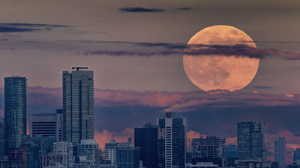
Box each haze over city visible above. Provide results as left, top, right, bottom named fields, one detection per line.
left=0, top=0, right=300, bottom=164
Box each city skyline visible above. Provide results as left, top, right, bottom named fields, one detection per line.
left=0, top=0, right=300, bottom=164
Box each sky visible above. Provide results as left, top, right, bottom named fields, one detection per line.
left=1, top=0, right=300, bottom=163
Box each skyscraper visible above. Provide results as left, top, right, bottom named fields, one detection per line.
left=134, top=123, right=158, bottom=168
left=157, top=112, right=186, bottom=168
left=274, top=137, right=286, bottom=168
left=237, top=122, right=266, bottom=161
left=62, top=67, right=94, bottom=151
left=4, top=76, right=27, bottom=158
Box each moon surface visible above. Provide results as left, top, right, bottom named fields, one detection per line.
left=183, top=25, right=259, bottom=92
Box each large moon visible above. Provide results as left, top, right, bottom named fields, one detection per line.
left=183, top=25, right=259, bottom=92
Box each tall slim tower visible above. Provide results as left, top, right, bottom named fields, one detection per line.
left=4, top=76, right=27, bottom=156
left=157, top=112, right=186, bottom=168
left=237, top=122, right=266, bottom=161
left=62, top=67, right=94, bottom=150
left=274, top=137, right=286, bottom=168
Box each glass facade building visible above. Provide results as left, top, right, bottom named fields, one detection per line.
left=4, top=76, right=27, bottom=158
left=116, top=142, right=140, bottom=168
left=274, top=137, right=286, bottom=168
left=62, top=69, right=94, bottom=149
left=237, top=122, right=265, bottom=161
left=134, top=124, right=158, bottom=168
left=157, top=112, right=186, bottom=168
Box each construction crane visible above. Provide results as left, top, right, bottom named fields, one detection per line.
left=0, top=138, right=38, bottom=168
left=72, top=67, right=88, bottom=71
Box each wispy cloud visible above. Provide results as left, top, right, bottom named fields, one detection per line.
left=119, top=7, right=164, bottom=12
left=0, top=23, right=69, bottom=33
left=80, top=41, right=300, bottom=60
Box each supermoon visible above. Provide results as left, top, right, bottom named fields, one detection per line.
left=183, top=25, right=259, bottom=92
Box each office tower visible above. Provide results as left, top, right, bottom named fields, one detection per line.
left=134, top=123, right=158, bottom=168
left=4, top=76, right=27, bottom=158
left=116, top=142, right=140, bottom=168
left=53, top=141, right=73, bottom=168
left=105, top=139, right=119, bottom=165
left=192, top=136, right=226, bottom=166
left=274, top=137, right=286, bottom=168
left=29, top=110, right=63, bottom=142
left=62, top=67, right=94, bottom=148
left=294, top=148, right=300, bottom=164
left=157, top=112, right=187, bottom=168
left=237, top=122, right=266, bottom=161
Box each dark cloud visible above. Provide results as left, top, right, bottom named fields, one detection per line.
left=176, top=7, right=191, bottom=10
left=119, top=7, right=164, bottom=12
left=0, top=23, right=69, bottom=33
left=80, top=41, right=300, bottom=60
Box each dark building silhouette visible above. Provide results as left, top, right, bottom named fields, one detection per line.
left=4, top=76, right=27, bottom=160
left=237, top=122, right=266, bottom=161
left=157, top=112, right=186, bottom=168
left=134, top=123, right=158, bottom=168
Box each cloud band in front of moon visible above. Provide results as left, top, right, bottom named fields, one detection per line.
left=82, top=42, right=300, bottom=60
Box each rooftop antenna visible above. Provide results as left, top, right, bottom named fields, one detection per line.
left=72, top=67, right=88, bottom=71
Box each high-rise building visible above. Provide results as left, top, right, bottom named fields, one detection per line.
left=134, top=123, right=158, bottom=168
left=62, top=68, right=94, bottom=150
left=157, top=112, right=186, bottom=168
left=191, top=136, right=226, bottom=167
left=4, top=76, right=27, bottom=158
left=116, top=142, right=140, bottom=168
left=105, top=139, right=119, bottom=165
left=29, top=110, right=63, bottom=142
left=274, top=137, right=286, bottom=168
left=237, top=122, right=266, bottom=161
left=293, top=148, right=300, bottom=164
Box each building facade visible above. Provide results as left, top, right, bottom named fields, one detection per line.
left=62, top=68, right=94, bottom=150
left=274, top=137, right=286, bottom=168
left=53, top=141, right=73, bottom=168
left=105, top=140, right=119, bottom=165
left=157, top=112, right=186, bottom=168
left=77, top=139, right=100, bottom=168
left=192, top=136, right=226, bottom=167
left=4, top=76, right=27, bottom=158
left=293, top=148, right=300, bottom=164
left=115, top=142, right=140, bottom=168
left=134, top=123, right=158, bottom=168
left=29, top=110, right=63, bottom=142
left=237, top=122, right=266, bottom=161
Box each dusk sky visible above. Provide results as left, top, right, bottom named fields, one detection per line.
left=1, top=0, right=300, bottom=163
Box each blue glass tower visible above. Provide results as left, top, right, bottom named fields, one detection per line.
left=4, top=76, right=27, bottom=158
